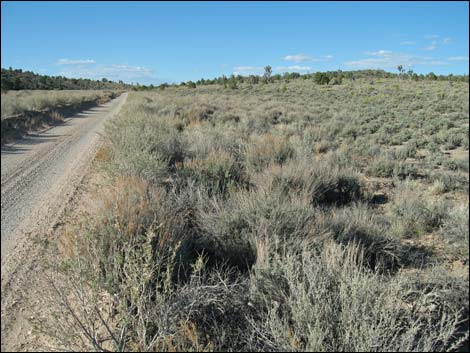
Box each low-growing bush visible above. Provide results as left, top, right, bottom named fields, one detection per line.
left=105, top=114, right=188, bottom=184
left=366, top=156, right=420, bottom=179
left=313, top=204, right=401, bottom=269
left=438, top=204, right=469, bottom=260
left=182, top=149, right=249, bottom=196
left=389, top=182, right=450, bottom=238
left=246, top=242, right=463, bottom=351
left=252, top=159, right=363, bottom=207
left=245, top=133, right=295, bottom=173
left=198, top=187, right=314, bottom=271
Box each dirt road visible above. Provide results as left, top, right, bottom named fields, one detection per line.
left=1, top=92, right=127, bottom=351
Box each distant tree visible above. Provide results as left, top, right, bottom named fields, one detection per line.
left=187, top=81, right=196, bottom=88
left=272, top=74, right=281, bottom=82
left=447, top=74, right=454, bottom=86
left=329, top=75, right=343, bottom=85
left=397, top=65, right=405, bottom=79
left=228, top=75, right=238, bottom=89
left=283, top=72, right=300, bottom=80
left=219, top=75, right=228, bottom=88
left=13, top=77, right=22, bottom=90
left=249, top=75, right=259, bottom=84
left=263, top=65, right=272, bottom=84
left=427, top=72, right=437, bottom=81
left=407, top=69, right=414, bottom=80
left=313, top=72, right=330, bottom=85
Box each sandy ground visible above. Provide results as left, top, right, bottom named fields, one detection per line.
left=1, top=93, right=128, bottom=351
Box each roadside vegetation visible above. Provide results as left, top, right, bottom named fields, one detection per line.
left=44, top=73, right=469, bottom=351
left=1, top=90, right=118, bottom=118
left=1, top=90, right=120, bottom=143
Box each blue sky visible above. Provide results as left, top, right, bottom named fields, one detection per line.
left=1, top=1, right=469, bottom=84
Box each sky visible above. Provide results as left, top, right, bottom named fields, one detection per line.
left=1, top=1, right=469, bottom=84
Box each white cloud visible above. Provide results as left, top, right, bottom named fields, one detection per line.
left=233, top=66, right=264, bottom=75
left=274, top=65, right=312, bottom=73
left=422, top=40, right=438, bottom=51
left=447, top=56, right=469, bottom=61
left=59, top=63, right=156, bottom=83
left=442, top=37, right=452, bottom=45
left=282, top=53, right=334, bottom=63
left=365, top=50, right=393, bottom=56
left=55, top=58, right=156, bottom=83
left=424, top=34, right=439, bottom=40
left=400, top=41, right=416, bottom=46
left=344, top=50, right=448, bottom=70
left=233, top=64, right=312, bottom=76
left=283, top=54, right=313, bottom=63
left=56, top=58, right=96, bottom=65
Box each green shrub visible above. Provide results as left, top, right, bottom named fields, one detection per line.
left=105, top=116, right=187, bottom=183
left=366, top=158, right=396, bottom=177
left=308, top=167, right=363, bottom=206
left=438, top=204, right=469, bottom=260
left=247, top=242, right=462, bottom=352
left=245, top=134, right=295, bottom=172
left=314, top=72, right=330, bottom=85
left=182, top=149, right=248, bottom=196
left=228, top=76, right=238, bottom=90
left=198, top=187, right=314, bottom=270
left=314, top=204, right=401, bottom=269
left=389, top=183, right=450, bottom=237
left=252, top=159, right=363, bottom=207
left=366, top=156, right=420, bottom=179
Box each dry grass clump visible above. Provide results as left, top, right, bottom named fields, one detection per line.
left=438, top=203, right=469, bottom=260
left=198, top=186, right=314, bottom=270
left=247, top=242, right=463, bottom=352
left=245, top=133, right=295, bottom=173
left=313, top=204, right=401, bottom=269
left=1, top=90, right=116, bottom=118
left=252, top=158, right=363, bottom=207
left=44, top=78, right=469, bottom=351
left=182, top=149, right=249, bottom=196
left=389, top=181, right=451, bottom=238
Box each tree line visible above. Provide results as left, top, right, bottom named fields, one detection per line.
left=2, top=66, right=468, bottom=92
left=1, top=67, right=131, bottom=91
left=156, top=67, right=469, bottom=91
